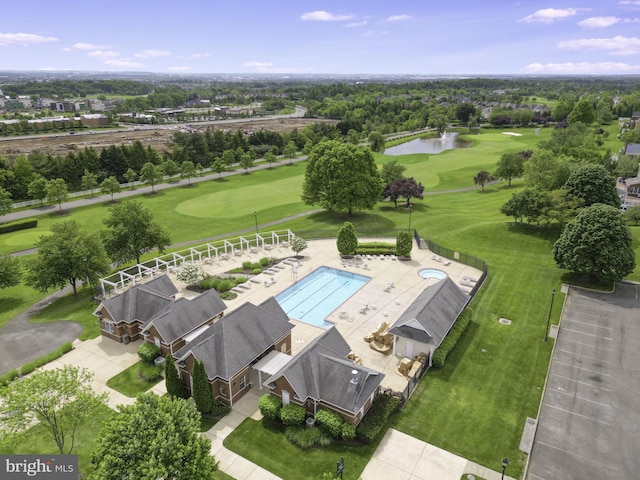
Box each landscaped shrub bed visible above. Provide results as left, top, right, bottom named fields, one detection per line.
left=230, top=257, right=278, bottom=275
left=356, top=394, right=401, bottom=443
left=137, top=343, right=161, bottom=363
left=280, top=403, right=306, bottom=426
left=284, top=426, right=332, bottom=449
left=0, top=342, right=74, bottom=385
left=432, top=308, right=473, bottom=368
left=0, top=219, right=37, bottom=235
left=315, top=408, right=344, bottom=438
left=137, top=362, right=163, bottom=381
left=356, top=242, right=396, bottom=256
left=258, top=394, right=282, bottom=421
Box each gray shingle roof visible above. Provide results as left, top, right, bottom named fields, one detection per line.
left=141, top=289, right=226, bottom=344
left=175, top=299, right=293, bottom=381
left=265, top=327, right=385, bottom=415
left=95, top=275, right=178, bottom=324
left=625, top=143, right=640, bottom=156
left=388, top=277, right=469, bottom=348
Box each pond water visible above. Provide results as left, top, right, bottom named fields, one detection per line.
left=385, top=132, right=472, bottom=155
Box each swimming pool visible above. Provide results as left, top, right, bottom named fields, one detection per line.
left=418, top=268, right=447, bottom=280
left=276, top=266, right=370, bottom=328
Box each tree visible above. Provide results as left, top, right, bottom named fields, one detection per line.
left=89, top=393, right=217, bottom=480
left=396, top=230, right=413, bottom=257
left=100, top=176, right=121, bottom=202
left=625, top=205, right=640, bottom=226
left=494, top=152, right=525, bottom=186
left=0, top=254, right=21, bottom=289
left=283, top=141, right=297, bottom=164
left=0, top=187, right=11, bottom=217
left=222, top=149, right=235, bottom=166
left=347, top=129, right=360, bottom=145
left=211, top=157, right=227, bottom=179
left=428, top=113, right=447, bottom=133
left=553, top=203, right=635, bottom=283
left=336, top=222, right=358, bottom=256
left=568, top=98, right=595, bottom=125
left=302, top=141, right=384, bottom=215
left=103, top=200, right=171, bottom=265
left=192, top=359, right=214, bottom=414
left=140, top=162, right=164, bottom=193
left=28, top=175, right=48, bottom=204
left=165, top=354, right=188, bottom=399
left=455, top=103, right=477, bottom=124
left=368, top=131, right=385, bottom=153
left=81, top=169, right=99, bottom=196
left=524, top=150, right=571, bottom=191
left=381, top=159, right=406, bottom=184
left=46, top=178, right=69, bottom=212
left=176, top=261, right=203, bottom=285
left=0, top=366, right=107, bottom=455
left=290, top=235, right=308, bottom=257
left=474, top=170, right=494, bottom=191
left=24, top=220, right=109, bottom=295
left=124, top=167, right=138, bottom=186
left=563, top=164, right=620, bottom=208
left=263, top=151, right=277, bottom=169
left=393, top=177, right=424, bottom=207
left=240, top=153, right=254, bottom=173
left=181, top=160, right=197, bottom=185
left=163, top=159, right=180, bottom=179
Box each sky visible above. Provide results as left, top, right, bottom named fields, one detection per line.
left=2, top=0, right=640, bottom=75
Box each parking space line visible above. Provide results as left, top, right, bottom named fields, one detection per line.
left=550, top=373, right=612, bottom=391
left=564, top=318, right=613, bottom=330
left=549, top=388, right=612, bottom=408
left=562, top=328, right=612, bottom=340
left=558, top=337, right=613, bottom=351
left=535, top=440, right=619, bottom=471
left=527, top=473, right=548, bottom=480
left=555, top=349, right=611, bottom=364
left=543, top=404, right=611, bottom=425
left=554, top=360, right=612, bottom=377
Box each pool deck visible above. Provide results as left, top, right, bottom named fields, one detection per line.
left=170, top=238, right=483, bottom=393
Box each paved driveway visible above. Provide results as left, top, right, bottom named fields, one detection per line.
left=527, top=282, right=640, bottom=480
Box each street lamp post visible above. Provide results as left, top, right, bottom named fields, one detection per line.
left=408, top=204, right=412, bottom=233
left=501, top=457, right=508, bottom=480
left=544, top=289, right=556, bottom=342
left=254, top=211, right=258, bottom=236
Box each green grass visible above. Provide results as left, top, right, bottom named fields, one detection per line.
left=224, top=418, right=381, bottom=480
left=106, top=360, right=163, bottom=397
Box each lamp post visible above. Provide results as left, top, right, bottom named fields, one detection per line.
left=501, top=457, right=508, bottom=480
left=408, top=204, right=412, bottom=233
left=254, top=211, right=258, bottom=236
left=544, top=289, right=556, bottom=342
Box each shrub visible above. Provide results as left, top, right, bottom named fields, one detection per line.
left=137, top=362, right=163, bottom=381
left=432, top=308, right=473, bottom=368
left=234, top=276, right=248, bottom=284
left=280, top=403, right=306, bottom=426
left=218, top=279, right=233, bottom=292
left=19, top=362, right=38, bottom=376
left=0, top=370, right=19, bottom=386
left=341, top=422, right=357, bottom=441
left=258, top=394, right=282, bottom=421
left=175, top=261, right=203, bottom=285
left=0, top=219, right=37, bottom=235
left=355, top=245, right=396, bottom=256
left=251, top=262, right=262, bottom=269
left=211, top=401, right=231, bottom=418
left=242, top=261, right=253, bottom=270
left=336, top=222, right=357, bottom=255
left=259, top=257, right=270, bottom=266
left=285, top=426, right=333, bottom=449
left=252, top=267, right=262, bottom=275
left=356, top=394, right=401, bottom=443
left=315, top=408, right=344, bottom=438
left=200, top=276, right=215, bottom=289
left=396, top=230, right=413, bottom=257
left=137, top=343, right=161, bottom=363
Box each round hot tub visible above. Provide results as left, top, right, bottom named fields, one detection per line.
left=418, top=268, right=447, bottom=280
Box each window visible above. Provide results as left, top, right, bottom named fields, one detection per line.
left=103, top=321, right=115, bottom=334
left=240, top=375, right=246, bottom=389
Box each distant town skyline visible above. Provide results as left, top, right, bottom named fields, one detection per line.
left=2, top=1, right=640, bottom=75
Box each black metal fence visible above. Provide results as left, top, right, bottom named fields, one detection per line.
left=426, top=239, right=488, bottom=298
left=398, top=358, right=430, bottom=406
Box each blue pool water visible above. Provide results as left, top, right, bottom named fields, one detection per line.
left=418, top=268, right=447, bottom=280
left=276, top=266, right=370, bottom=328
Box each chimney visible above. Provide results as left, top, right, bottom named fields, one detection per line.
left=350, top=369, right=358, bottom=385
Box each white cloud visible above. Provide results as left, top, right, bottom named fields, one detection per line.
left=386, top=15, right=411, bottom=22
left=362, top=30, right=390, bottom=37
left=134, top=49, right=171, bottom=58
left=522, top=61, right=640, bottom=73
left=186, top=53, right=210, bottom=59
left=578, top=16, right=620, bottom=28
left=519, top=8, right=578, bottom=23
left=345, top=20, right=367, bottom=27
left=301, top=11, right=354, bottom=21
left=244, top=61, right=273, bottom=68
left=559, top=35, right=640, bottom=55
left=67, top=42, right=110, bottom=50
left=619, top=0, right=640, bottom=5
left=0, top=32, right=58, bottom=46
left=104, top=58, right=144, bottom=68
left=88, top=50, right=118, bottom=58
left=168, top=66, right=191, bottom=71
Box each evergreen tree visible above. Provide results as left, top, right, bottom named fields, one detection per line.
left=165, top=355, right=188, bottom=399
left=191, top=360, right=214, bottom=414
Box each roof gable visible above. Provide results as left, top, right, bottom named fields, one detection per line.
left=388, top=277, right=469, bottom=348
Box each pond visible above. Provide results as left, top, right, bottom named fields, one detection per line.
left=385, top=132, right=472, bottom=155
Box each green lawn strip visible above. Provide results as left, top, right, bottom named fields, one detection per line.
left=0, top=403, right=115, bottom=477
left=224, top=418, right=380, bottom=480
left=106, top=360, right=163, bottom=397
left=0, top=283, right=43, bottom=330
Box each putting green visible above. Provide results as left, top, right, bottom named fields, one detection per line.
left=3, top=231, right=43, bottom=247
left=175, top=176, right=304, bottom=218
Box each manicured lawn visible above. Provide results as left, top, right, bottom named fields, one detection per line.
left=28, top=288, right=100, bottom=340
left=224, top=418, right=381, bottom=480
left=106, top=360, right=163, bottom=397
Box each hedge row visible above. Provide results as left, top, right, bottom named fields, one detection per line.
left=356, top=394, right=401, bottom=443
left=0, top=342, right=73, bottom=386
left=137, top=343, right=161, bottom=363
left=315, top=408, right=344, bottom=438
left=0, top=219, right=37, bottom=235
left=258, top=394, right=282, bottom=421
left=355, top=246, right=397, bottom=255
left=280, top=403, right=306, bottom=426
left=432, top=308, right=473, bottom=368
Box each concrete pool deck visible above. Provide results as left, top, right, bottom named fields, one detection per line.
left=170, top=237, right=483, bottom=393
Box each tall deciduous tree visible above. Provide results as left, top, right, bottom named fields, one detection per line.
left=524, top=150, right=571, bottom=191
left=240, top=153, right=254, bottom=173
left=553, top=203, right=635, bottom=283
left=103, top=200, right=170, bottom=265
left=625, top=205, right=640, bottom=226
left=368, top=131, right=385, bottom=153
left=211, top=157, right=227, bottom=179
left=46, top=178, right=69, bottom=212
left=0, top=187, right=11, bottom=217
left=381, top=159, right=406, bottom=185
left=180, top=160, right=196, bottom=185
left=473, top=170, right=494, bottom=191
left=81, top=169, right=99, bottom=196
left=568, top=98, right=596, bottom=125
left=302, top=141, right=383, bottom=215
left=89, top=393, right=217, bottom=480
left=24, top=220, right=109, bottom=295
left=0, top=366, right=107, bottom=455
left=494, top=152, right=525, bottom=186
left=283, top=141, right=297, bottom=165
left=336, top=222, right=358, bottom=256
left=563, top=164, right=620, bottom=208
left=165, top=354, right=188, bottom=399
left=28, top=175, right=48, bottom=204
left=0, top=254, right=21, bottom=289
left=100, top=176, right=121, bottom=202
left=383, top=177, right=424, bottom=207
left=192, top=359, right=214, bottom=414
left=140, top=162, right=164, bottom=193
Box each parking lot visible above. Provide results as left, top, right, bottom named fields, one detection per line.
left=527, top=282, right=640, bottom=480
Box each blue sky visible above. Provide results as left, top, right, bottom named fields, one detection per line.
left=2, top=1, right=640, bottom=75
